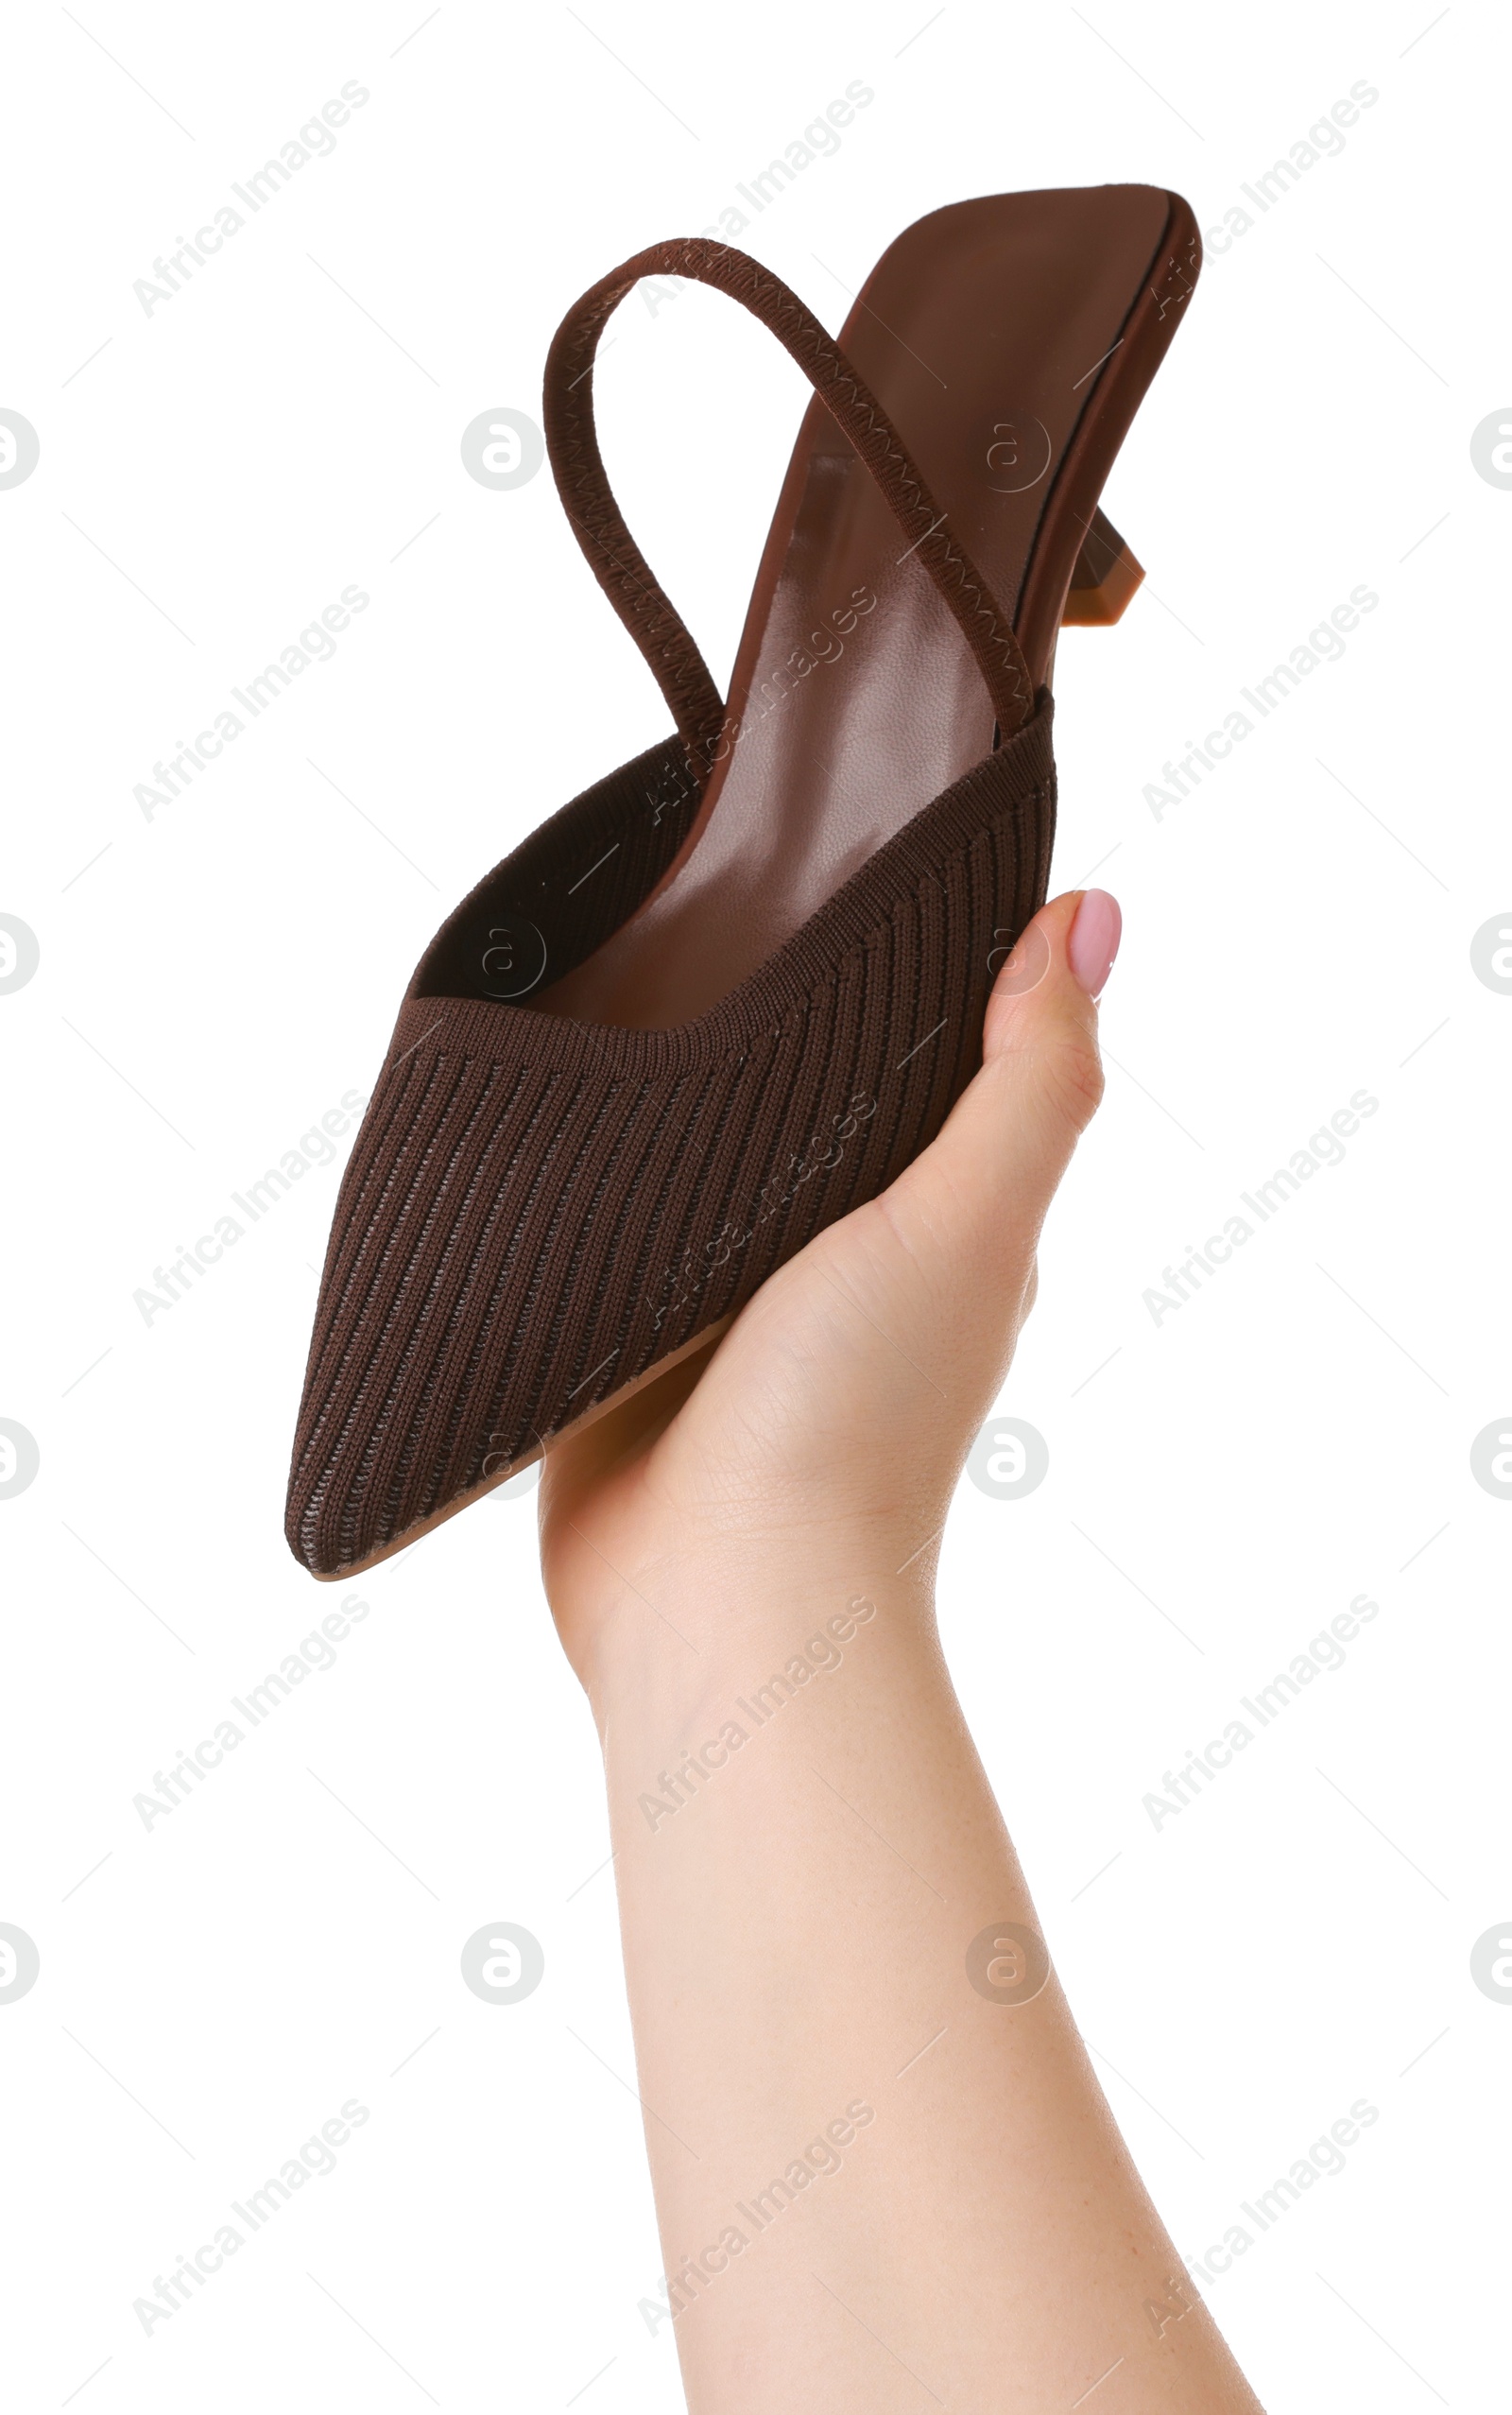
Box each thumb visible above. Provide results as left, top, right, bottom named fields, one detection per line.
left=881, top=888, right=1120, bottom=1288
left=980, top=884, right=1119, bottom=1153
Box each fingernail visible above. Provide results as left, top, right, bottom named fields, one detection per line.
left=1068, top=890, right=1122, bottom=999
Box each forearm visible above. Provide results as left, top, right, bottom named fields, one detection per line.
left=585, top=1544, right=1262, bottom=2413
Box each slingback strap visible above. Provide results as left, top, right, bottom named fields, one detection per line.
left=542, top=237, right=1036, bottom=777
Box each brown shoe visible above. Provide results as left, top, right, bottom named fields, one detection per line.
left=286, top=189, right=1200, bottom=1577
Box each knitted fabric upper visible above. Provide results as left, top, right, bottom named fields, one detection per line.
left=284, top=698, right=1055, bottom=1575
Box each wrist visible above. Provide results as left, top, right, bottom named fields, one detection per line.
left=576, top=1535, right=939, bottom=1738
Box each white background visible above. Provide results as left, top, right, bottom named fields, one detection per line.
left=4, top=2, right=1507, bottom=2407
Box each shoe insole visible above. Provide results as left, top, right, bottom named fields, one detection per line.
left=537, top=187, right=1195, bottom=1031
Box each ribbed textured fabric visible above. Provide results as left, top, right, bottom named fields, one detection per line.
left=285, top=697, right=1055, bottom=1576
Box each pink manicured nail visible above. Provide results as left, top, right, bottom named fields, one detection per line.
left=1068, top=889, right=1122, bottom=999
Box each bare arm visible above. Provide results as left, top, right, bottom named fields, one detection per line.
left=541, top=890, right=1263, bottom=2413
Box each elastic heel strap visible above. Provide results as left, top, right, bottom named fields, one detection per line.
left=542, top=236, right=1035, bottom=775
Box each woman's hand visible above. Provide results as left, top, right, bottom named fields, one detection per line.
left=538, top=888, right=1121, bottom=1699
